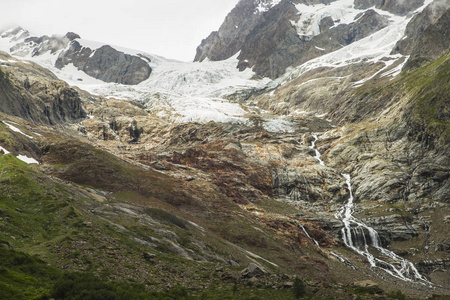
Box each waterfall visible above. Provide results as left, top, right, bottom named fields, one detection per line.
left=308, top=134, right=431, bottom=285
left=310, top=134, right=324, bottom=166
left=336, top=173, right=431, bottom=285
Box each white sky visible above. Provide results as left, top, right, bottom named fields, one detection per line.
left=0, top=0, right=239, bottom=62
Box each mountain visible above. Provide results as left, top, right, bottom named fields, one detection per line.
left=0, top=0, right=449, bottom=299
left=1, top=28, right=151, bottom=85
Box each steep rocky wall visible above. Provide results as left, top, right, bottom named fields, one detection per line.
left=0, top=53, right=85, bottom=124
left=194, top=0, right=269, bottom=62
left=238, top=7, right=389, bottom=78
left=405, top=7, right=450, bottom=70
left=6, top=29, right=152, bottom=85
left=392, top=1, right=449, bottom=56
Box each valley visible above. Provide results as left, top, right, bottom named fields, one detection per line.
left=0, top=0, right=449, bottom=299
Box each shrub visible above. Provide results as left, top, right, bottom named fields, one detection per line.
left=293, top=277, right=306, bottom=299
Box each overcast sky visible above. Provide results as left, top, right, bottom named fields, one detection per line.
left=1, top=0, right=239, bottom=61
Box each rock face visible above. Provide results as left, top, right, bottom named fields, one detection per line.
left=393, top=1, right=449, bottom=60
left=0, top=52, right=85, bottom=124
left=83, top=45, right=151, bottom=85
left=196, top=0, right=393, bottom=78
left=10, top=32, right=70, bottom=57
left=238, top=7, right=389, bottom=78
left=57, top=44, right=152, bottom=85
left=241, top=263, right=269, bottom=278
left=194, top=0, right=271, bottom=62
left=405, top=7, right=450, bottom=69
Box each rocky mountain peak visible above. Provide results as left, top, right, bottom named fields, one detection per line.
left=195, top=0, right=448, bottom=79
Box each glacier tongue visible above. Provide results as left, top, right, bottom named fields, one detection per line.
left=74, top=54, right=273, bottom=125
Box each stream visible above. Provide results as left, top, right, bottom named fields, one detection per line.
left=309, top=133, right=431, bottom=285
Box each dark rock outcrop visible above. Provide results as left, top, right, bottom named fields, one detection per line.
left=196, top=0, right=390, bottom=79
left=194, top=0, right=271, bottom=62
left=241, top=263, right=269, bottom=278
left=56, top=44, right=152, bottom=85
left=55, top=40, right=93, bottom=70
left=82, top=45, right=152, bottom=85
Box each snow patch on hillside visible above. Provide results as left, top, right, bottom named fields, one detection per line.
left=17, top=155, right=40, bottom=165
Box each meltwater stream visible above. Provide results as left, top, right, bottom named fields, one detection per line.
left=309, top=134, right=431, bottom=285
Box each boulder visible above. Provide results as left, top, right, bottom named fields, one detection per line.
left=241, top=263, right=269, bottom=278
left=354, top=280, right=378, bottom=288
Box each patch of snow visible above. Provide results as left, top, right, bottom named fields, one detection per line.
left=255, top=0, right=282, bottom=14
left=0, top=145, right=10, bottom=154
left=315, top=46, right=325, bottom=51
left=380, top=56, right=409, bottom=80
left=352, top=55, right=403, bottom=87
left=17, top=155, right=39, bottom=164
left=0, top=59, right=18, bottom=64
left=3, top=122, right=34, bottom=139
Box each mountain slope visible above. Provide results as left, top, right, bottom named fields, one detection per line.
left=0, top=0, right=449, bottom=298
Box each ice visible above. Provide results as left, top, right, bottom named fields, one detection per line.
left=261, top=118, right=296, bottom=133
left=293, top=0, right=361, bottom=38
left=58, top=54, right=272, bottom=126
left=281, top=0, right=434, bottom=85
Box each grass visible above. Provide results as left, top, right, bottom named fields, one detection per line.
left=403, top=54, right=450, bottom=145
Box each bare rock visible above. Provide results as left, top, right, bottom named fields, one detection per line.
left=241, top=262, right=269, bottom=278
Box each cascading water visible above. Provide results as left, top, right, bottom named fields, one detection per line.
left=310, top=134, right=324, bottom=166
left=335, top=174, right=430, bottom=284
left=308, top=134, right=431, bottom=285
